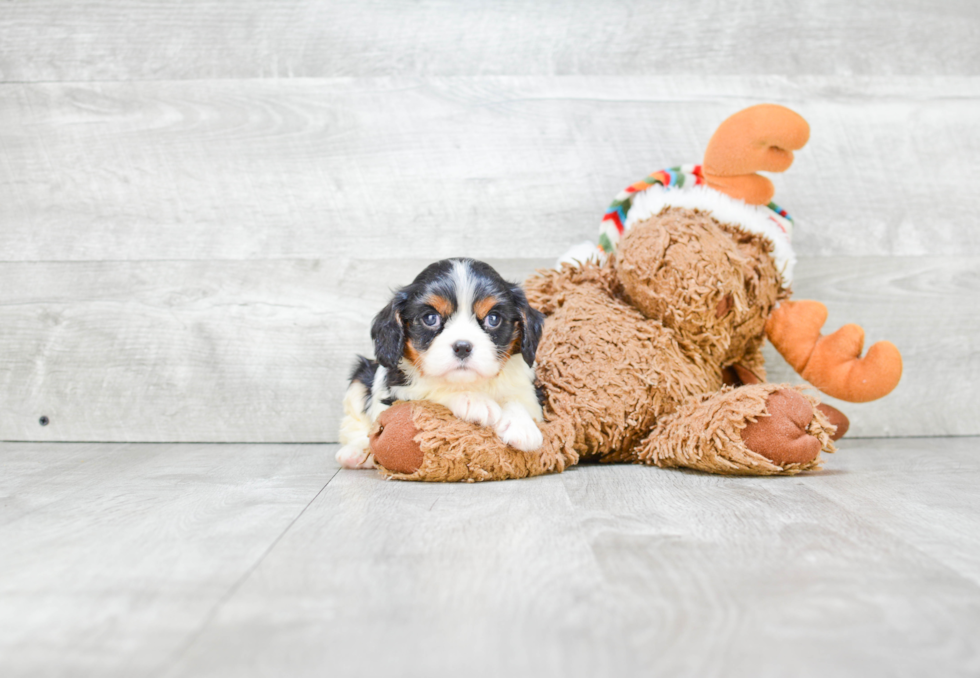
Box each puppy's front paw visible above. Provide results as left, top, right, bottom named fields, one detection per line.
left=336, top=441, right=375, bottom=469
left=448, top=392, right=502, bottom=427
left=495, top=404, right=544, bottom=451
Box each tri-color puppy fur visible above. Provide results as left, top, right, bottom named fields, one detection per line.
left=337, top=258, right=546, bottom=469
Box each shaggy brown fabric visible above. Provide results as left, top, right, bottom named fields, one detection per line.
left=371, top=206, right=849, bottom=481
left=637, top=384, right=833, bottom=475
left=362, top=103, right=910, bottom=481
left=373, top=385, right=835, bottom=481
left=376, top=400, right=577, bottom=482
left=614, top=209, right=786, bottom=370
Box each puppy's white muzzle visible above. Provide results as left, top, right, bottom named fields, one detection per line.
left=421, top=314, right=501, bottom=382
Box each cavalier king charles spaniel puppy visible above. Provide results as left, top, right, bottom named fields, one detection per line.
left=337, top=258, right=545, bottom=468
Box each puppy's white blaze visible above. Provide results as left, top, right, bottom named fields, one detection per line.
left=421, top=312, right=500, bottom=381
left=450, top=259, right=474, bottom=314
left=419, top=260, right=499, bottom=382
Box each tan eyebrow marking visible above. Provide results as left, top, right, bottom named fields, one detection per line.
left=424, top=294, right=453, bottom=316
left=474, top=295, right=499, bottom=319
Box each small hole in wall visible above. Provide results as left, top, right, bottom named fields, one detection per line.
left=39, top=416, right=50, bottom=426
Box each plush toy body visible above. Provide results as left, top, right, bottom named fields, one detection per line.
left=367, top=105, right=902, bottom=482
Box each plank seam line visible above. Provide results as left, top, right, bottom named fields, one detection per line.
left=2, top=76, right=980, bottom=99
left=154, top=465, right=341, bottom=678
left=0, top=255, right=971, bottom=266
left=0, top=440, right=346, bottom=444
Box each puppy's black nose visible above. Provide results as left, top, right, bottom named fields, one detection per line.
left=452, top=340, right=473, bottom=358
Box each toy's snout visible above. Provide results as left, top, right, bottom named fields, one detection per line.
left=765, top=300, right=903, bottom=403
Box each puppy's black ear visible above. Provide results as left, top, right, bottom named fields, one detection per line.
left=512, top=285, right=545, bottom=367
left=370, top=293, right=407, bottom=370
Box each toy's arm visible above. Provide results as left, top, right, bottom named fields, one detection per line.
left=368, top=401, right=578, bottom=482
left=765, top=300, right=902, bottom=403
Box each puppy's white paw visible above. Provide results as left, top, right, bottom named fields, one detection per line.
left=448, top=392, right=502, bottom=427
left=495, top=404, right=544, bottom=452
left=336, top=441, right=375, bottom=469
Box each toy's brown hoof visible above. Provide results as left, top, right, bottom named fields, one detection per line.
left=369, top=403, right=424, bottom=474
left=816, top=403, right=850, bottom=441
left=741, top=389, right=822, bottom=465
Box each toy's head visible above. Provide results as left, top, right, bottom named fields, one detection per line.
left=592, top=104, right=902, bottom=402
left=614, top=207, right=785, bottom=368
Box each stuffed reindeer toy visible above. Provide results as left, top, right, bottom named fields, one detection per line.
left=363, top=104, right=903, bottom=482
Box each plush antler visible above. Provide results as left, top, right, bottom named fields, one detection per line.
left=702, top=104, right=810, bottom=205
left=765, top=300, right=903, bottom=403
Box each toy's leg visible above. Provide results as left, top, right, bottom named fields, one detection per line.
left=724, top=357, right=849, bottom=441
left=635, top=384, right=836, bottom=475
left=369, top=401, right=578, bottom=482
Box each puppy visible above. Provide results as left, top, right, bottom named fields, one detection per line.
left=337, top=258, right=546, bottom=469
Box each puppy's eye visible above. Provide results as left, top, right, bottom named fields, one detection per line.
left=485, top=312, right=502, bottom=329
left=422, top=312, right=441, bottom=328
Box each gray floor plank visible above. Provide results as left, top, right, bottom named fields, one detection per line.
left=3, top=440, right=978, bottom=677
left=159, top=438, right=980, bottom=678
left=1, top=0, right=977, bottom=82
left=0, top=442, right=337, bottom=678
left=2, top=77, right=978, bottom=263
left=0, top=256, right=973, bottom=442
left=804, top=438, right=980, bottom=588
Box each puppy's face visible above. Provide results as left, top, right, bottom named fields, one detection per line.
left=372, top=259, right=544, bottom=384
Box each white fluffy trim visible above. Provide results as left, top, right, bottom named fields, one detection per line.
left=557, top=240, right=605, bottom=268
left=624, top=185, right=796, bottom=286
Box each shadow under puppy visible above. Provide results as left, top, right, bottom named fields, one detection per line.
left=337, top=258, right=546, bottom=468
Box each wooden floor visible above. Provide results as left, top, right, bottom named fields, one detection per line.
left=3, top=438, right=979, bottom=677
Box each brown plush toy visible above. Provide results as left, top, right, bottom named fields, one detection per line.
left=368, top=104, right=903, bottom=482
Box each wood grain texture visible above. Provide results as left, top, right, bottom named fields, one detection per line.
left=0, top=441, right=337, bottom=678
left=1, top=77, right=979, bottom=263
left=0, top=256, right=973, bottom=442
left=1, top=0, right=978, bottom=82
left=0, top=257, right=552, bottom=442
left=156, top=439, right=977, bottom=678
left=5, top=440, right=978, bottom=677
left=764, top=256, right=980, bottom=437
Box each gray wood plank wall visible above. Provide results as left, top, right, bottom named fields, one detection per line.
left=1, top=2, right=977, bottom=442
